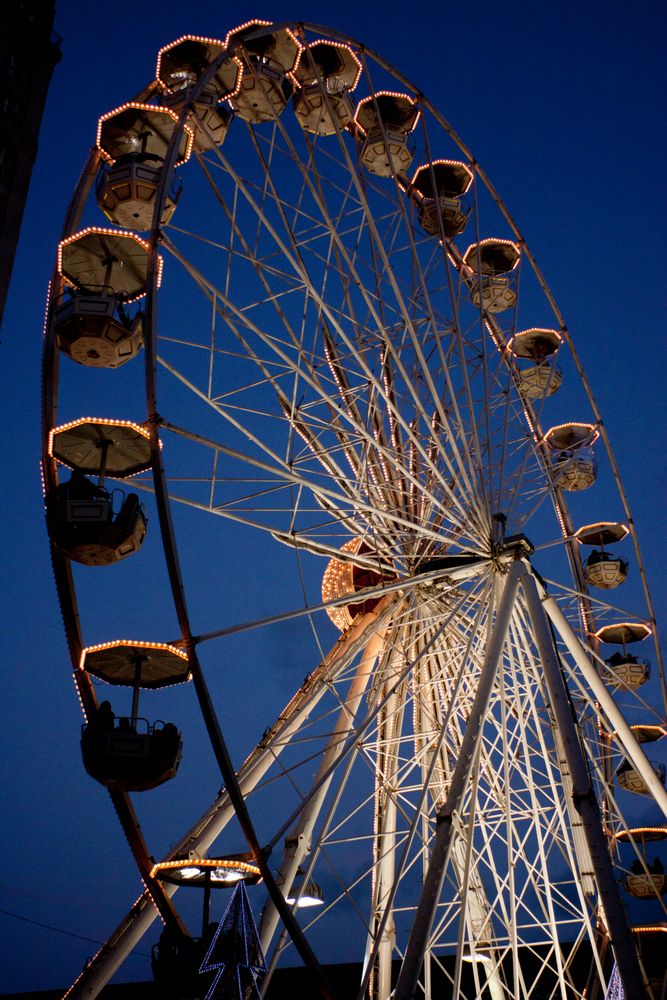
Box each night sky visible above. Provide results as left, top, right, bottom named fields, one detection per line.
left=1, top=0, right=665, bottom=993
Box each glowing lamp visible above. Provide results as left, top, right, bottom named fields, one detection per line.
left=151, top=853, right=262, bottom=887
left=285, top=877, right=324, bottom=908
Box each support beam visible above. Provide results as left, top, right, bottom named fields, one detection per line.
left=394, top=559, right=523, bottom=999
left=542, top=590, right=667, bottom=818
left=259, top=625, right=388, bottom=953
left=368, top=659, right=406, bottom=999
left=521, top=570, right=647, bottom=1000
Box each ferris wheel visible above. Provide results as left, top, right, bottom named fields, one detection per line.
left=41, top=20, right=667, bottom=1000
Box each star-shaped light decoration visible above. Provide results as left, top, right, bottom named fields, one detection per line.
left=604, top=963, right=625, bottom=1000
left=199, top=880, right=267, bottom=999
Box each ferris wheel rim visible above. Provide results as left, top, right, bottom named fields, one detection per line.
left=43, top=22, right=649, bottom=625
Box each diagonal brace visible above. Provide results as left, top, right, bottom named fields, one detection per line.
left=521, top=569, right=646, bottom=1000
left=394, top=558, right=523, bottom=999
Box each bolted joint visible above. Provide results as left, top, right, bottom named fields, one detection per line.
left=571, top=786, right=596, bottom=809
left=502, top=533, right=534, bottom=557
left=285, top=833, right=310, bottom=853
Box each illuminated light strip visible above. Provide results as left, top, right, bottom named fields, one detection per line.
left=201, top=55, right=245, bottom=101
left=632, top=924, right=667, bottom=933
left=462, top=237, right=521, bottom=272
left=40, top=278, right=53, bottom=500
left=71, top=670, right=88, bottom=721
left=50, top=415, right=150, bottom=439
left=322, top=538, right=363, bottom=583
left=322, top=540, right=361, bottom=629
left=411, top=159, right=474, bottom=195
left=594, top=621, right=652, bottom=642
left=467, top=236, right=519, bottom=249
left=95, top=102, right=194, bottom=166
left=150, top=858, right=260, bottom=878
left=354, top=90, right=421, bottom=136
left=56, top=226, right=163, bottom=299
left=80, top=640, right=188, bottom=672
left=180, top=121, right=194, bottom=163
left=614, top=826, right=667, bottom=840
left=224, top=17, right=273, bottom=43
left=321, top=538, right=391, bottom=630
left=60, top=882, right=167, bottom=1000
left=292, top=39, right=363, bottom=91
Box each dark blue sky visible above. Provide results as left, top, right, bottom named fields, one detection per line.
left=1, top=0, right=665, bottom=992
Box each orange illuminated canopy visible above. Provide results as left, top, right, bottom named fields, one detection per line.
left=151, top=854, right=261, bottom=887
left=81, top=640, right=190, bottom=688
left=463, top=239, right=520, bottom=275
left=411, top=160, right=474, bottom=200
left=49, top=418, right=153, bottom=478
left=354, top=92, right=420, bottom=135
left=543, top=422, right=598, bottom=451
left=96, top=103, right=193, bottom=165
left=294, top=39, right=362, bottom=90
left=615, top=826, right=667, bottom=844
left=509, top=328, right=562, bottom=360
left=58, top=228, right=162, bottom=302
left=595, top=621, right=652, bottom=645
left=156, top=35, right=242, bottom=98
left=575, top=521, right=629, bottom=546
left=629, top=724, right=666, bottom=744
left=322, top=537, right=391, bottom=631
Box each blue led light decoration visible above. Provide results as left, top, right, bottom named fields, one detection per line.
left=199, top=880, right=267, bottom=1000
left=605, top=963, right=625, bottom=1000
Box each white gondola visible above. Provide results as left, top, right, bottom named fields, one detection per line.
left=54, top=228, right=156, bottom=367
left=617, top=826, right=667, bottom=899
left=80, top=642, right=190, bottom=792
left=226, top=21, right=301, bottom=124
left=157, top=35, right=241, bottom=152
left=355, top=92, right=420, bottom=177
left=463, top=239, right=520, bottom=314
left=95, top=104, right=192, bottom=230
left=292, top=40, right=361, bottom=136
left=410, top=160, right=473, bottom=238
left=544, top=423, right=598, bottom=492
left=508, top=328, right=563, bottom=399
left=596, top=621, right=653, bottom=690
left=617, top=759, right=666, bottom=796
left=576, top=521, right=630, bottom=589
